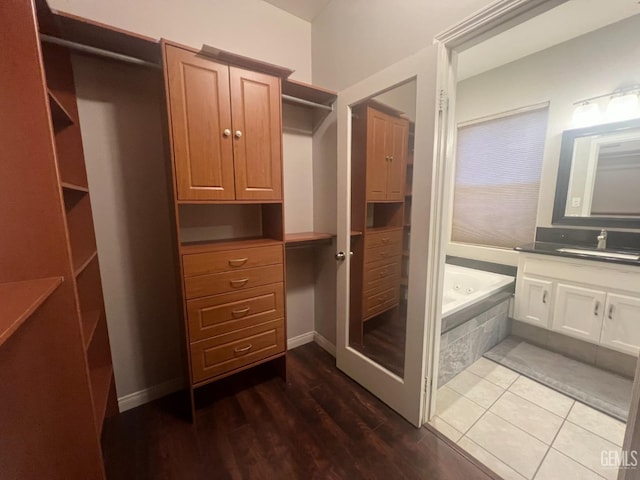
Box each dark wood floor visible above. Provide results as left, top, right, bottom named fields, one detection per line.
left=354, top=308, right=406, bottom=377
left=102, top=343, right=497, bottom=480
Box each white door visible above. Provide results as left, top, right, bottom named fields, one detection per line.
left=600, top=293, right=640, bottom=356
left=516, top=276, right=553, bottom=328
left=552, top=283, right=606, bottom=343
left=335, top=49, right=438, bottom=427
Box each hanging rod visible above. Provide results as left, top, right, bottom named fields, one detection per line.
left=282, top=94, right=333, bottom=112
left=39, top=34, right=161, bottom=70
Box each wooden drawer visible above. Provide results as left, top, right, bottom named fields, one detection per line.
left=185, top=264, right=283, bottom=299
left=363, top=259, right=401, bottom=288
left=362, top=286, right=400, bottom=320
left=187, top=283, right=284, bottom=342
left=364, top=243, right=402, bottom=264
left=183, top=245, right=283, bottom=277
left=364, top=229, right=403, bottom=250
left=363, top=272, right=401, bottom=296
left=190, top=318, right=285, bottom=383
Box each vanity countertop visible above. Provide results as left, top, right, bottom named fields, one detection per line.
left=515, top=242, right=640, bottom=266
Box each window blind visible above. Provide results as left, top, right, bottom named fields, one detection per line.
left=451, top=107, right=549, bottom=249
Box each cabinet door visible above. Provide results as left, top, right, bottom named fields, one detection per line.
left=516, top=276, right=553, bottom=327
left=551, top=283, right=606, bottom=343
left=365, top=108, right=389, bottom=201
left=600, top=293, right=640, bottom=356
left=164, top=45, right=235, bottom=200
left=230, top=67, right=282, bottom=201
left=385, top=117, right=408, bottom=201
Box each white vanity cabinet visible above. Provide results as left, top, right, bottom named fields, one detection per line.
left=515, top=253, right=640, bottom=356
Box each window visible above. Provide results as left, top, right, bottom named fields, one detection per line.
left=451, top=106, right=548, bottom=249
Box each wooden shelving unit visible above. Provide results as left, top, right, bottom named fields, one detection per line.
left=282, top=78, right=337, bottom=131
left=0, top=277, right=63, bottom=347
left=285, top=231, right=334, bottom=247
left=82, top=310, right=101, bottom=350
left=47, top=88, right=74, bottom=131
left=89, top=364, right=114, bottom=433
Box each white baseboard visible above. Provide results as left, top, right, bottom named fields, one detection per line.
left=313, top=331, right=336, bottom=357
left=287, top=331, right=315, bottom=350
left=118, top=377, right=184, bottom=413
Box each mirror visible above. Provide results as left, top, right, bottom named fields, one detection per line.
left=348, top=79, right=416, bottom=378
left=553, top=118, right=640, bottom=228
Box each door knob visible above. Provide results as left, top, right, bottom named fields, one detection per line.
left=235, top=130, right=243, bottom=138
left=223, top=128, right=231, bottom=137
left=335, top=252, right=346, bottom=261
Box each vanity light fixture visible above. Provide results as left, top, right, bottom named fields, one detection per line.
left=572, top=102, right=601, bottom=127
left=572, top=84, right=640, bottom=127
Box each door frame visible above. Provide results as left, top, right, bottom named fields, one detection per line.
left=335, top=46, right=441, bottom=427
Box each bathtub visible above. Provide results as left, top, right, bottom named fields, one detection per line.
left=442, top=264, right=514, bottom=318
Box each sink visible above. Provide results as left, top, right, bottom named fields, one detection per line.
left=557, top=248, right=640, bottom=261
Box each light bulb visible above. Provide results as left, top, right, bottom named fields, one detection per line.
left=606, top=93, right=639, bottom=122
left=572, top=103, right=601, bottom=128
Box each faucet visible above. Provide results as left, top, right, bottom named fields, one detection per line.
left=597, top=229, right=607, bottom=250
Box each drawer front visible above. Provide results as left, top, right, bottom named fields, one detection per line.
left=187, top=283, right=284, bottom=342
left=362, top=287, right=400, bottom=320
left=363, top=272, right=401, bottom=296
left=364, top=243, right=403, bottom=264
left=365, top=229, right=403, bottom=250
left=185, top=264, right=283, bottom=299
left=190, top=319, right=285, bottom=383
left=183, top=245, right=283, bottom=277
left=363, top=260, right=401, bottom=288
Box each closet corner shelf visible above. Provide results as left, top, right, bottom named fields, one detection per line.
left=74, top=250, right=98, bottom=278
left=47, top=89, right=74, bottom=130
left=82, top=310, right=101, bottom=350
left=284, top=232, right=334, bottom=247
left=0, top=277, right=64, bottom=348
left=90, top=364, right=113, bottom=433
left=61, top=181, right=90, bottom=193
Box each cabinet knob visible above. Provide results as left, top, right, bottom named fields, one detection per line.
left=594, top=301, right=600, bottom=316
left=389, top=155, right=394, bottom=161
left=608, top=304, right=615, bottom=320
left=235, top=130, right=243, bottom=138
left=223, top=128, right=231, bottom=137
left=542, top=291, right=548, bottom=304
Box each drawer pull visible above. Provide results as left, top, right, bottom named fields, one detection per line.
left=542, top=291, right=548, bottom=304
left=379, top=252, right=387, bottom=257
left=379, top=270, right=387, bottom=277
left=608, top=304, right=615, bottom=320
left=594, top=301, right=600, bottom=316
left=234, top=344, right=252, bottom=354
left=228, top=258, right=249, bottom=267
left=231, top=306, right=251, bottom=318
left=230, top=278, right=249, bottom=288
left=381, top=238, right=390, bottom=244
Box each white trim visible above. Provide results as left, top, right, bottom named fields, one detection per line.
left=457, top=101, right=549, bottom=128
left=313, top=332, right=336, bottom=357
left=287, top=331, right=315, bottom=350
left=117, top=377, right=185, bottom=412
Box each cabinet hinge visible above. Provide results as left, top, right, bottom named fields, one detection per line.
left=438, top=90, right=449, bottom=113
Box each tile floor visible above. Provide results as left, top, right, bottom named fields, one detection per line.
left=430, top=357, right=627, bottom=480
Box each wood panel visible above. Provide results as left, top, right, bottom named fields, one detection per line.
left=165, top=44, right=235, bottom=200
left=185, top=264, right=284, bottom=299
left=365, top=108, right=389, bottom=201
left=230, top=67, right=282, bottom=201
left=386, top=117, right=409, bottom=201
left=183, top=245, right=283, bottom=277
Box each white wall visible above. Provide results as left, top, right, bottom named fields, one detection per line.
left=452, top=14, right=640, bottom=265
left=51, top=0, right=314, bottom=406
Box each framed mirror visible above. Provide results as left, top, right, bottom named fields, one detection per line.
left=553, top=118, right=640, bottom=228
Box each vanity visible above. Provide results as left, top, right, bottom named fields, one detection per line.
left=514, top=117, right=640, bottom=357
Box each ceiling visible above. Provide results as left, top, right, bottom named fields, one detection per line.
left=458, top=0, right=640, bottom=80
left=263, top=0, right=332, bottom=22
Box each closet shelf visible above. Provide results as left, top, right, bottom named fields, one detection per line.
left=82, top=310, right=101, bottom=350
left=61, top=181, right=90, bottom=193
left=285, top=232, right=334, bottom=247
left=90, top=365, right=113, bottom=434
left=282, top=79, right=337, bottom=109
left=181, top=237, right=283, bottom=255
left=351, top=231, right=363, bottom=237
left=0, top=277, right=63, bottom=348
left=47, top=89, right=74, bottom=130
left=75, top=250, right=98, bottom=278
left=366, top=226, right=403, bottom=234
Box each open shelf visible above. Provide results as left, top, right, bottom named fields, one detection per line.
left=285, top=232, right=333, bottom=247
left=75, top=250, right=98, bottom=278
left=61, top=181, right=89, bottom=193
left=282, top=79, right=337, bottom=108
left=47, top=88, right=74, bottom=131
left=0, top=277, right=63, bottom=348
left=89, top=364, right=113, bottom=433
left=82, top=310, right=101, bottom=350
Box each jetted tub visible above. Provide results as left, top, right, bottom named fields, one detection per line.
left=442, top=264, right=514, bottom=318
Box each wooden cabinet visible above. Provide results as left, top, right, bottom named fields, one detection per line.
left=515, top=253, right=640, bottom=356
left=552, top=284, right=606, bottom=342
left=363, top=106, right=409, bottom=201
left=164, top=44, right=282, bottom=202
left=601, top=293, right=640, bottom=355
left=516, top=276, right=553, bottom=328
